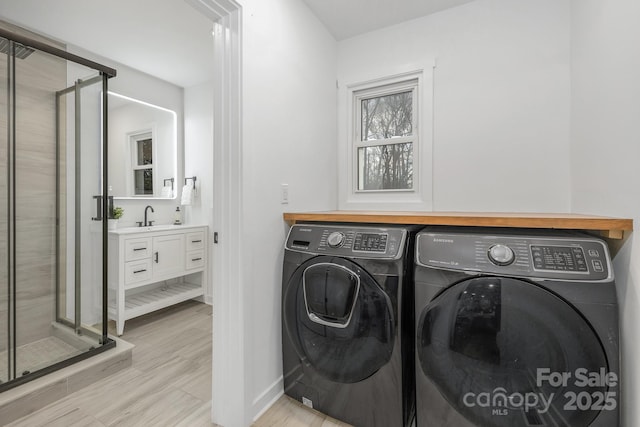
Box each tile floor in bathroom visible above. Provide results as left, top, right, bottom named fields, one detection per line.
left=6, top=300, right=348, bottom=427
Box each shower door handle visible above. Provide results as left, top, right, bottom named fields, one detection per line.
left=91, top=195, right=113, bottom=221
left=92, top=195, right=102, bottom=221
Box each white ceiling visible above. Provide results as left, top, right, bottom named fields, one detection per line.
left=1, top=0, right=215, bottom=88
left=300, top=0, right=477, bottom=40
left=1, top=0, right=477, bottom=88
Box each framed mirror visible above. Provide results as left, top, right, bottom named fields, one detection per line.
left=108, top=91, right=177, bottom=199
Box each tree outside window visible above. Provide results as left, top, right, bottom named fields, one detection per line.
left=355, top=80, right=417, bottom=192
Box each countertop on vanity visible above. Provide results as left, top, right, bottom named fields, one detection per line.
left=108, top=224, right=208, bottom=235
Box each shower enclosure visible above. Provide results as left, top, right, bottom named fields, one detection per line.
left=0, top=25, right=115, bottom=391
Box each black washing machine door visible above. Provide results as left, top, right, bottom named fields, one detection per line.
left=417, top=277, right=611, bottom=427
left=283, top=256, right=395, bottom=384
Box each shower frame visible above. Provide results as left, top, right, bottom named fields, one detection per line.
left=0, top=26, right=117, bottom=392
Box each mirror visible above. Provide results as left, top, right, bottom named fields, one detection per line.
left=108, top=91, right=177, bottom=199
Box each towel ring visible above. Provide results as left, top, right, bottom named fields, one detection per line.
left=185, top=176, right=197, bottom=189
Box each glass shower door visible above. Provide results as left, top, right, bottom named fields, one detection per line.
left=0, top=36, right=9, bottom=385
left=55, top=68, right=106, bottom=342
left=0, top=31, right=113, bottom=389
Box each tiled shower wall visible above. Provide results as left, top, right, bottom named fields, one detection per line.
left=0, top=21, right=66, bottom=354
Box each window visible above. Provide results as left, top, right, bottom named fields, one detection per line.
left=355, top=81, right=417, bottom=191
left=340, top=66, right=433, bottom=210
left=130, top=131, right=154, bottom=195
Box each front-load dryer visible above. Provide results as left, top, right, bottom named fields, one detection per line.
left=282, top=223, right=419, bottom=427
left=414, top=227, right=619, bottom=427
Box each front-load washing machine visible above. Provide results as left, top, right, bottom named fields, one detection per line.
left=414, top=227, right=619, bottom=427
left=282, top=223, right=419, bottom=427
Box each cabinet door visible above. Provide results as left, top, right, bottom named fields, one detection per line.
left=152, top=234, right=185, bottom=279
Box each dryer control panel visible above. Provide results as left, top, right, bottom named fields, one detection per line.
left=286, top=224, right=407, bottom=260
left=416, top=228, right=612, bottom=282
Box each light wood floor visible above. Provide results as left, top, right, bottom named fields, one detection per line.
left=7, top=300, right=347, bottom=427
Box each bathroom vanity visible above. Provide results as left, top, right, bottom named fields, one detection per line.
left=108, top=224, right=208, bottom=335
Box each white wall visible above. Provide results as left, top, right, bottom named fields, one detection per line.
left=570, top=1, right=640, bottom=425
left=239, top=0, right=338, bottom=420
left=338, top=0, right=572, bottom=212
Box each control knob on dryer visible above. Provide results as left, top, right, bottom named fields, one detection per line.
left=327, top=231, right=346, bottom=248
left=488, top=244, right=515, bottom=266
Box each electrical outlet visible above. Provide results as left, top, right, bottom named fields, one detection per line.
left=281, top=184, right=289, bottom=204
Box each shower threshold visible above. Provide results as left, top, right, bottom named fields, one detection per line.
left=0, top=322, right=115, bottom=392
left=0, top=336, right=83, bottom=379
left=0, top=336, right=132, bottom=424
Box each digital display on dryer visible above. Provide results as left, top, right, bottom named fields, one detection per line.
left=354, top=233, right=388, bottom=252
left=531, top=246, right=588, bottom=272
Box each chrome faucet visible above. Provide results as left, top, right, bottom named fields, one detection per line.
left=143, top=205, right=155, bottom=226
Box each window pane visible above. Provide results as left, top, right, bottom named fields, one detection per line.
left=358, top=143, right=413, bottom=190
left=137, top=138, right=153, bottom=166
left=361, top=91, right=412, bottom=141
left=134, top=168, right=153, bottom=195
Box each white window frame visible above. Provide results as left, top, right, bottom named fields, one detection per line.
left=354, top=79, right=418, bottom=193
left=339, top=65, right=434, bottom=211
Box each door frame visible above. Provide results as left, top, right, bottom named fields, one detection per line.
left=185, top=0, right=245, bottom=425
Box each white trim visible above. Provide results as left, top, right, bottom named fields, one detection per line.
left=251, top=376, right=284, bottom=422
left=190, top=1, right=245, bottom=426
left=185, top=1, right=244, bottom=426
left=338, top=62, right=435, bottom=211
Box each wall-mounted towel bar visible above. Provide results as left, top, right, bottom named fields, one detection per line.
left=185, top=176, right=197, bottom=189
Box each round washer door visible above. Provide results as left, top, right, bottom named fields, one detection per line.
left=417, top=277, right=611, bottom=427
left=283, top=256, right=395, bottom=384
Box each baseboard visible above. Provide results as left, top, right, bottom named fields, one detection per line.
left=252, top=375, right=284, bottom=422
left=194, top=295, right=213, bottom=305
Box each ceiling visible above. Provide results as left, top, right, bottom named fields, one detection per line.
left=1, top=0, right=477, bottom=88
left=300, top=0, right=477, bottom=40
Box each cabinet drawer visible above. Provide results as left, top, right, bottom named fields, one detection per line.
left=186, top=232, right=205, bottom=251
left=186, top=251, right=205, bottom=270
left=125, top=237, right=152, bottom=261
left=125, top=259, right=152, bottom=285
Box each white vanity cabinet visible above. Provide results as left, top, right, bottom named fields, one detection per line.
left=108, top=225, right=207, bottom=335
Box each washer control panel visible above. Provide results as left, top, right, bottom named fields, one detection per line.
left=416, top=228, right=611, bottom=281
left=531, top=245, right=588, bottom=272
left=353, top=232, right=388, bottom=252
left=286, top=224, right=406, bottom=259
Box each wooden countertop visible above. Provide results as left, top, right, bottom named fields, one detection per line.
left=283, top=211, right=633, bottom=239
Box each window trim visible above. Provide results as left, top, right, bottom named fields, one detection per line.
left=353, top=79, right=418, bottom=193
left=339, top=64, right=434, bottom=211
